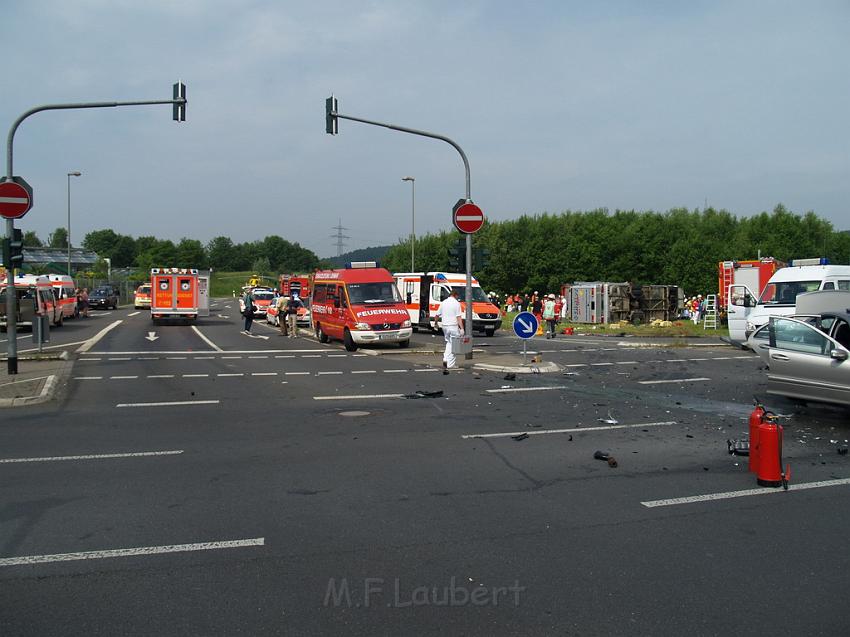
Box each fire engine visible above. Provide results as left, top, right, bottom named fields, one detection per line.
left=150, top=268, right=200, bottom=324
left=393, top=271, right=502, bottom=336
left=278, top=274, right=310, bottom=299
left=717, top=258, right=784, bottom=311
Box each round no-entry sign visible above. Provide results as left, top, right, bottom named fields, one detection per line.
left=453, top=201, right=484, bottom=234
left=0, top=179, right=33, bottom=219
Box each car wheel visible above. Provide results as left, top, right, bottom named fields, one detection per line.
left=398, top=339, right=409, bottom=348
left=316, top=323, right=329, bottom=344
left=485, top=328, right=495, bottom=337
left=54, top=313, right=63, bottom=328
left=343, top=329, right=358, bottom=352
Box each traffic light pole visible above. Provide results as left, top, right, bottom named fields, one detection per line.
left=4, top=88, right=187, bottom=374
left=329, top=106, right=475, bottom=359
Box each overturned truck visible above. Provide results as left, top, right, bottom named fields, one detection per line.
left=563, top=282, right=684, bottom=325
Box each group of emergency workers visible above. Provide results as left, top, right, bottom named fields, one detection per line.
left=241, top=287, right=302, bottom=336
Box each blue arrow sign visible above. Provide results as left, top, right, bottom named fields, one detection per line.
left=513, top=311, right=538, bottom=339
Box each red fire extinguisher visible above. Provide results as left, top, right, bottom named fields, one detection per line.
left=748, top=398, right=766, bottom=474
left=756, top=413, right=790, bottom=490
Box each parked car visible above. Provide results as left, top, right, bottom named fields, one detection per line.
left=751, top=312, right=850, bottom=406
left=89, top=286, right=119, bottom=310
left=134, top=283, right=152, bottom=309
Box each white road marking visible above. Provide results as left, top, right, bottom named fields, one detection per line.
left=317, top=371, right=343, bottom=375
left=0, top=375, right=51, bottom=387
left=733, top=356, right=754, bottom=359
left=314, top=393, right=405, bottom=401
left=87, top=349, right=326, bottom=355
left=74, top=376, right=102, bottom=380
left=182, top=374, right=209, bottom=378
left=116, top=400, right=220, bottom=408
left=148, top=374, right=175, bottom=379
left=138, top=357, right=159, bottom=360
left=285, top=372, right=310, bottom=376
left=128, top=311, right=140, bottom=317
left=110, top=375, right=138, bottom=380
left=302, top=355, right=321, bottom=358
left=352, top=354, right=368, bottom=357
left=108, top=357, right=132, bottom=361
left=688, top=358, right=711, bottom=361
left=145, top=331, right=159, bottom=342
left=414, top=368, right=440, bottom=372
left=0, top=537, right=265, bottom=567
left=638, top=377, right=711, bottom=385
left=616, top=361, right=639, bottom=365
left=383, top=369, right=408, bottom=373
left=217, top=373, right=243, bottom=377
left=77, top=319, right=123, bottom=353
left=713, top=356, right=732, bottom=360
left=665, top=359, right=686, bottom=362
left=351, top=370, right=376, bottom=374
left=462, top=421, right=675, bottom=440
left=248, top=355, right=268, bottom=359
left=222, top=356, right=242, bottom=359
left=641, top=477, right=850, bottom=508
left=275, top=355, right=296, bottom=359
left=486, top=386, right=567, bottom=394
left=327, top=354, right=348, bottom=357
left=191, top=325, right=223, bottom=352
left=565, top=364, right=587, bottom=368
left=0, top=450, right=184, bottom=464
left=194, top=356, right=215, bottom=360
left=251, top=372, right=277, bottom=376
left=590, top=362, right=614, bottom=366
left=81, top=357, right=102, bottom=361
left=167, top=357, right=187, bottom=360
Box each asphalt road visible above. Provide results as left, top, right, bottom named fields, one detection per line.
left=1, top=300, right=849, bottom=636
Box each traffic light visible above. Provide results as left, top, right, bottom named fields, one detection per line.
left=447, top=237, right=465, bottom=271
left=173, top=81, right=186, bottom=122
left=326, top=95, right=338, bottom=134
left=473, top=247, right=491, bottom=270
left=8, top=228, right=23, bottom=269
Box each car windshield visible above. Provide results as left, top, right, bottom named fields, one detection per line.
left=347, top=282, right=401, bottom=305
left=759, top=280, right=820, bottom=305
left=139, top=286, right=151, bottom=294
left=92, top=289, right=109, bottom=297
left=449, top=286, right=490, bottom=302
left=253, top=292, right=275, bottom=301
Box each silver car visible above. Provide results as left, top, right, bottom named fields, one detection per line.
left=750, top=312, right=850, bottom=406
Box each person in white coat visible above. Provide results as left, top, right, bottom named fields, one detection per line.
left=436, top=288, right=464, bottom=374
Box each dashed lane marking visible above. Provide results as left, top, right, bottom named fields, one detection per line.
left=182, top=374, right=209, bottom=378
left=641, top=478, right=850, bottom=508
left=148, top=375, right=175, bottom=379
left=351, top=370, right=376, bottom=374
left=116, top=400, right=220, bottom=408
left=0, top=450, right=184, bottom=464
left=638, top=377, right=711, bottom=385
left=108, top=357, right=131, bottom=361
left=590, top=362, right=613, bottom=366
left=313, top=393, right=405, bottom=401
left=217, top=373, right=243, bottom=377
left=317, top=371, right=343, bottom=375
left=251, top=372, right=277, bottom=376
left=110, top=375, right=138, bottom=380
left=74, top=376, right=102, bottom=380
left=127, top=312, right=141, bottom=317
left=0, top=537, right=265, bottom=567
left=486, top=386, right=567, bottom=394
left=462, top=421, right=675, bottom=439
left=384, top=369, right=408, bottom=373
left=285, top=372, right=310, bottom=376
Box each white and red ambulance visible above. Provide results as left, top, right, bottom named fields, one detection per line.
left=394, top=271, right=502, bottom=336
left=0, top=274, right=63, bottom=330
left=47, top=274, right=78, bottom=319
left=150, top=268, right=199, bottom=324
left=311, top=262, right=412, bottom=351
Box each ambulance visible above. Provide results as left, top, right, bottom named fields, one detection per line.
left=150, top=268, right=200, bottom=324
left=728, top=258, right=850, bottom=343
left=311, top=262, right=412, bottom=351
left=394, top=271, right=502, bottom=336
left=0, top=273, right=63, bottom=330
left=47, top=274, right=78, bottom=319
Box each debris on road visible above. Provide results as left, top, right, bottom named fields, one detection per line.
left=503, top=373, right=516, bottom=381
left=512, top=433, right=529, bottom=442
left=597, top=410, right=618, bottom=425
left=727, top=439, right=750, bottom=456
left=402, top=390, right=444, bottom=399
left=839, top=447, right=849, bottom=456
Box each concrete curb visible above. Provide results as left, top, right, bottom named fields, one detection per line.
left=473, top=361, right=561, bottom=374
left=0, top=351, right=76, bottom=408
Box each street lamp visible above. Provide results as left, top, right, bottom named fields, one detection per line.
left=67, top=171, right=81, bottom=275
left=402, top=176, right=415, bottom=271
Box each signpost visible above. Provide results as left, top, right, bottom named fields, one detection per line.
left=452, top=200, right=484, bottom=234
left=0, top=177, right=32, bottom=219
left=513, top=311, right=538, bottom=364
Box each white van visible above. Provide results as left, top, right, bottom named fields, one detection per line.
left=47, top=274, right=78, bottom=319
left=728, top=258, right=850, bottom=342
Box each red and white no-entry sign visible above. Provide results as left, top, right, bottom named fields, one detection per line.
left=452, top=200, right=484, bottom=234
left=0, top=178, right=33, bottom=220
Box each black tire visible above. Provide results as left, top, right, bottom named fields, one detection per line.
left=316, top=323, right=329, bottom=344
left=485, top=328, right=495, bottom=337
left=398, top=339, right=409, bottom=348
left=54, top=313, right=63, bottom=328
left=343, top=329, right=358, bottom=352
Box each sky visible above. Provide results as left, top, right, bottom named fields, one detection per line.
left=1, top=0, right=848, bottom=258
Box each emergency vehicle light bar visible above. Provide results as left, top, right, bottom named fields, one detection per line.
left=150, top=268, right=199, bottom=274
left=790, top=258, right=829, bottom=267
left=346, top=261, right=379, bottom=269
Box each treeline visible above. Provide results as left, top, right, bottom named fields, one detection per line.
left=381, top=205, right=850, bottom=295
left=65, top=230, right=322, bottom=273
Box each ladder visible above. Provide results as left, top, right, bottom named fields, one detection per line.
left=720, top=262, right=735, bottom=308
left=703, top=294, right=718, bottom=330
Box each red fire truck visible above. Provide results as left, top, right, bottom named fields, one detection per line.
left=717, top=258, right=784, bottom=310
left=278, top=274, right=310, bottom=299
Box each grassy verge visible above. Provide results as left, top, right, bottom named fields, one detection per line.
left=209, top=271, right=277, bottom=297
left=499, top=311, right=726, bottom=338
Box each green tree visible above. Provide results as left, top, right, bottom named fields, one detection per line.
left=23, top=231, right=43, bottom=247
left=207, top=236, right=237, bottom=270
left=175, top=238, right=207, bottom=268
left=83, top=229, right=120, bottom=254
left=48, top=227, right=68, bottom=248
